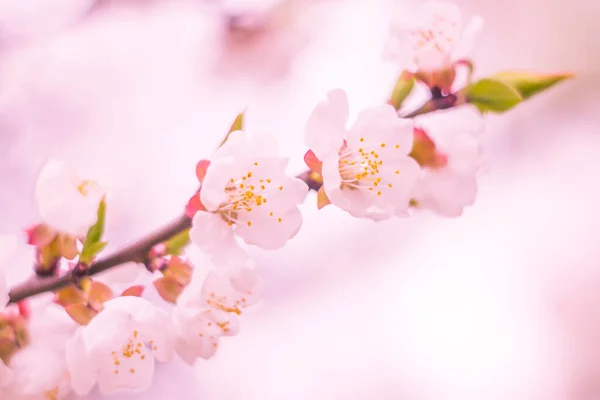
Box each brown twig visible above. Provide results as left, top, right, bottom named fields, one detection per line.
left=8, top=215, right=192, bottom=304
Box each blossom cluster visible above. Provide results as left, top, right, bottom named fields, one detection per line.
left=0, top=1, right=570, bottom=398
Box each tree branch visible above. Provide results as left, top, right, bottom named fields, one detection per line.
left=8, top=214, right=192, bottom=304
left=7, top=90, right=449, bottom=305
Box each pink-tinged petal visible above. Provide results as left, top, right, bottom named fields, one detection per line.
left=66, top=330, right=97, bottom=395
left=185, top=193, right=205, bottom=218
left=452, top=15, right=484, bottom=62
left=304, top=150, right=323, bottom=174
left=190, top=211, right=248, bottom=267
left=195, top=160, right=211, bottom=183
left=305, top=89, right=349, bottom=160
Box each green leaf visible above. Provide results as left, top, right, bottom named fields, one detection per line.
left=217, top=112, right=245, bottom=149
left=490, top=71, right=574, bottom=100
left=80, top=241, right=108, bottom=265
left=164, top=228, right=190, bottom=256
left=466, top=78, right=523, bottom=113
left=388, top=71, right=415, bottom=110
left=80, top=199, right=107, bottom=264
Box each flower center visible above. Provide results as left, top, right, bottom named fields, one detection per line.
left=410, top=13, right=459, bottom=59
left=216, top=162, right=285, bottom=226
left=76, top=180, right=97, bottom=197
left=205, top=291, right=248, bottom=315
left=110, top=330, right=156, bottom=375
left=44, top=386, right=60, bottom=400
left=338, top=138, right=402, bottom=196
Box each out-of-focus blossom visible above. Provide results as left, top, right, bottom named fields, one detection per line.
left=410, top=106, right=484, bottom=217
left=8, top=345, right=72, bottom=400
left=305, top=89, right=420, bottom=219
left=190, top=131, right=308, bottom=266
left=173, top=265, right=263, bottom=364
left=0, top=0, right=94, bottom=45
left=0, top=236, right=17, bottom=310
left=35, top=159, right=104, bottom=238
left=4, top=298, right=78, bottom=400
left=173, top=308, right=239, bottom=364
left=383, top=1, right=483, bottom=73
left=66, top=296, right=175, bottom=395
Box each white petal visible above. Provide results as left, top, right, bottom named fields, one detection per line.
left=81, top=306, right=131, bottom=354
left=190, top=211, right=248, bottom=267
left=66, top=329, right=98, bottom=395
left=347, top=105, right=414, bottom=154
left=452, top=15, right=484, bottom=62
left=322, top=154, right=350, bottom=211
left=235, top=206, right=304, bottom=250
left=305, top=89, right=349, bottom=160
left=202, top=267, right=263, bottom=312
left=413, top=169, right=477, bottom=217
left=199, top=158, right=237, bottom=211
left=96, top=347, right=155, bottom=395
left=35, top=159, right=100, bottom=237
left=173, top=307, right=239, bottom=364
left=10, top=344, right=72, bottom=399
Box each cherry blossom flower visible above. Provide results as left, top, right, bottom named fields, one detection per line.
left=173, top=266, right=263, bottom=364
left=66, top=296, right=175, bottom=395
left=383, top=1, right=483, bottom=73
left=35, top=159, right=104, bottom=238
left=304, top=89, right=420, bottom=219
left=3, top=298, right=78, bottom=400
left=173, top=308, right=240, bottom=364
left=410, top=106, right=484, bottom=217
left=190, top=131, right=308, bottom=266
left=8, top=345, right=72, bottom=400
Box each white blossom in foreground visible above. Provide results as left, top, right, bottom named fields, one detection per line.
left=305, top=89, right=420, bottom=219
left=35, top=159, right=104, bottom=238
left=0, top=236, right=17, bottom=310
left=66, top=296, right=175, bottom=395
left=190, top=131, right=308, bottom=266
left=411, top=106, right=484, bottom=217
left=383, top=1, right=483, bottom=72
left=174, top=266, right=263, bottom=364
left=8, top=345, right=72, bottom=400
left=4, top=299, right=79, bottom=400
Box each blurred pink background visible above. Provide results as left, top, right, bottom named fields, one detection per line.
left=1, top=0, right=599, bottom=399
